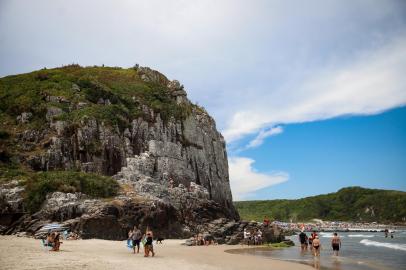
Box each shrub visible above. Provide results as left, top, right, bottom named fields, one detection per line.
left=24, top=171, right=119, bottom=212
left=35, top=72, right=49, bottom=81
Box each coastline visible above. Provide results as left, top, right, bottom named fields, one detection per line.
left=225, top=231, right=406, bottom=270
left=0, top=236, right=313, bottom=270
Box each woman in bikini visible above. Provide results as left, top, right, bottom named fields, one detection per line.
left=312, top=235, right=321, bottom=256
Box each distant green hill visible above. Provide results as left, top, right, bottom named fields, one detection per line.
left=234, top=187, right=406, bottom=223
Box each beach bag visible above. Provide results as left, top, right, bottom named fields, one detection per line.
left=126, top=239, right=133, bottom=250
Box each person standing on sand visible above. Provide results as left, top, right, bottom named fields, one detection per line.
left=257, top=229, right=263, bottom=245
left=243, top=228, right=250, bottom=245
left=312, top=235, right=321, bottom=257
left=331, top=232, right=341, bottom=256
left=132, top=226, right=142, bottom=254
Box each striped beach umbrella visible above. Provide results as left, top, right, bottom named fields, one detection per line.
left=40, top=223, right=62, bottom=231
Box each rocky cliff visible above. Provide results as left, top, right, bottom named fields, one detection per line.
left=0, top=65, right=241, bottom=240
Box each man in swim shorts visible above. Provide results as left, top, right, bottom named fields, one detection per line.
left=132, top=226, right=142, bottom=254
left=331, top=232, right=341, bottom=256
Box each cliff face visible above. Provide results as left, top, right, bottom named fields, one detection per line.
left=0, top=65, right=238, bottom=238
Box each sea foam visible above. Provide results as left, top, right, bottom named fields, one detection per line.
left=360, top=239, right=406, bottom=252
left=348, top=234, right=374, bottom=238
left=319, top=232, right=345, bottom=238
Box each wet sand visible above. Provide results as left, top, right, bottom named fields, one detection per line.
left=0, top=235, right=313, bottom=270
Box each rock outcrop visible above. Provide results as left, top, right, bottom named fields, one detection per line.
left=1, top=65, right=245, bottom=240
left=18, top=68, right=236, bottom=218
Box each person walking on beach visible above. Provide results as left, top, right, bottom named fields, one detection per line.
left=299, top=230, right=307, bottom=251
left=331, top=232, right=341, bottom=256
left=257, top=229, right=263, bottom=245
left=132, top=226, right=142, bottom=254
left=312, top=235, right=321, bottom=257
left=144, top=229, right=155, bottom=257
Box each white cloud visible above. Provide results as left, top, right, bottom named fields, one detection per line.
left=229, top=157, right=289, bottom=200
left=223, top=37, right=406, bottom=143
left=246, top=126, right=283, bottom=149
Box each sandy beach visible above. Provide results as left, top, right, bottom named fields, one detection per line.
left=0, top=236, right=313, bottom=270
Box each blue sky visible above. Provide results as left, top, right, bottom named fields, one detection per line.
left=1, top=0, right=405, bottom=200
left=233, top=107, right=406, bottom=199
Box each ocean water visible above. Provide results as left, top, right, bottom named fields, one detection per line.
left=226, top=231, right=406, bottom=270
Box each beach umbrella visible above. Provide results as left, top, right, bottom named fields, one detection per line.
left=41, top=223, right=62, bottom=230
left=39, top=223, right=64, bottom=232
left=36, top=223, right=67, bottom=235
left=35, top=223, right=68, bottom=239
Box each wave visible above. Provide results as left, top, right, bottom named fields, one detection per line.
left=319, top=232, right=345, bottom=238
left=360, top=239, right=406, bottom=252
left=348, top=234, right=374, bottom=238
left=319, top=232, right=334, bottom=238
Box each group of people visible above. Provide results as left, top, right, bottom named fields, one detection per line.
left=298, top=230, right=342, bottom=256
left=128, top=226, right=155, bottom=257
left=243, top=228, right=263, bottom=245
left=193, top=234, right=217, bottom=246
left=42, top=229, right=80, bottom=251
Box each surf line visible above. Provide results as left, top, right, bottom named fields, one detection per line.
left=360, top=239, right=406, bottom=252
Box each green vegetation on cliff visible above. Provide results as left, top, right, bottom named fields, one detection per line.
left=234, top=187, right=406, bottom=223
left=0, top=65, right=191, bottom=132
left=25, top=171, right=119, bottom=212
left=0, top=65, right=194, bottom=161
left=0, top=65, right=195, bottom=212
